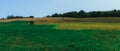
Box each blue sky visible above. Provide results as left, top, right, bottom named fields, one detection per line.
left=0, top=0, right=120, bottom=18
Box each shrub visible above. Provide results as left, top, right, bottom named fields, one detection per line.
left=29, top=21, right=34, bottom=25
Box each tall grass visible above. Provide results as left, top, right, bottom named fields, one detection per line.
left=57, top=22, right=120, bottom=30
left=0, top=21, right=119, bottom=51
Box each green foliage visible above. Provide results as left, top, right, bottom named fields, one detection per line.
left=78, top=10, right=86, bottom=17
left=29, top=16, right=34, bottom=18
left=47, top=9, right=120, bottom=18
left=29, top=21, right=34, bottom=25
left=63, top=11, right=78, bottom=17
left=7, top=15, right=14, bottom=19
left=7, top=15, right=34, bottom=19
left=51, top=13, right=62, bottom=17
left=0, top=21, right=119, bottom=51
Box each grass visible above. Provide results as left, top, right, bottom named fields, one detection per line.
left=57, top=22, right=120, bottom=30
left=0, top=21, right=119, bottom=51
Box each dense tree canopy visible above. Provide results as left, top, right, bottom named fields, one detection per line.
left=47, top=9, right=120, bottom=18
left=7, top=15, right=34, bottom=19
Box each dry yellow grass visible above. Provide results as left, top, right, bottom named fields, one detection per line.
left=0, top=17, right=120, bottom=30
left=1, top=17, right=120, bottom=22
left=58, top=23, right=120, bottom=30
left=0, top=18, right=34, bottom=22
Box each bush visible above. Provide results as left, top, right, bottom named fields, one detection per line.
left=29, top=21, right=34, bottom=25
left=29, top=16, right=34, bottom=18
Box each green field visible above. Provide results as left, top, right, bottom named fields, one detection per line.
left=0, top=21, right=120, bottom=51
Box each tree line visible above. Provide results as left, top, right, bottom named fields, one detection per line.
left=7, top=15, right=34, bottom=19
left=47, top=9, right=120, bottom=18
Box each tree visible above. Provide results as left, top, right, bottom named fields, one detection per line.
left=78, top=10, right=86, bottom=18
left=29, top=16, right=34, bottom=18
left=51, top=13, right=59, bottom=17
left=47, top=9, right=120, bottom=18
left=7, top=15, right=14, bottom=19
left=63, top=11, right=78, bottom=17
left=46, top=15, right=51, bottom=17
left=1, top=18, right=5, bottom=20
